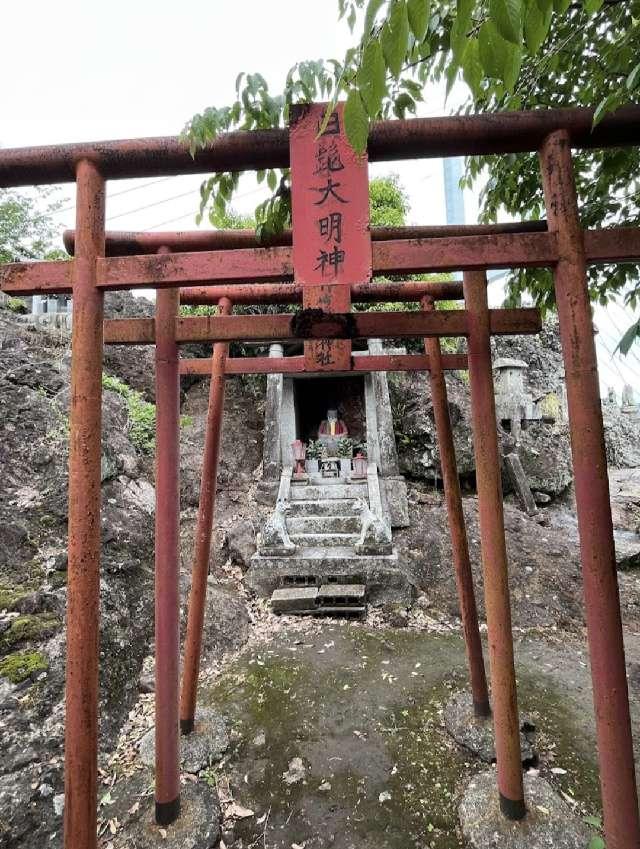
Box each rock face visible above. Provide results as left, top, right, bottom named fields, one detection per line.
left=390, top=318, right=640, bottom=501
left=103, top=291, right=156, bottom=400
left=0, top=307, right=155, bottom=849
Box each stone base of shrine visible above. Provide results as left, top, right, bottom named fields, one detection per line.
left=246, top=547, right=412, bottom=605
left=459, top=771, right=591, bottom=849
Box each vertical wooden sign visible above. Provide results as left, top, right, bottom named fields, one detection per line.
left=290, top=102, right=372, bottom=371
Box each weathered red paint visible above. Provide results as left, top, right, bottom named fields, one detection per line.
left=102, top=308, right=541, bottom=346
left=540, top=131, right=640, bottom=849
left=64, top=221, right=549, bottom=256
left=180, top=298, right=232, bottom=734
left=422, top=297, right=489, bottom=717
left=64, top=159, right=105, bottom=849
left=153, top=267, right=181, bottom=825
left=2, top=105, right=640, bottom=187
left=180, top=279, right=465, bottom=306
left=5, top=228, right=640, bottom=297
left=97, top=245, right=293, bottom=290
left=179, top=352, right=469, bottom=376
left=464, top=270, right=525, bottom=820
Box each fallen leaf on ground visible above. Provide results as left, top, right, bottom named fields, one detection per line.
left=226, top=802, right=255, bottom=819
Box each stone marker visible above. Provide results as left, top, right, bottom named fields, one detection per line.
left=459, top=769, right=591, bottom=849
left=444, top=691, right=536, bottom=764
left=139, top=707, right=229, bottom=774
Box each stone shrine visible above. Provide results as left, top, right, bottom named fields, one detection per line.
left=248, top=338, right=411, bottom=614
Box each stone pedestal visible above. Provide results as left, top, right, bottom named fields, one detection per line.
left=459, top=770, right=591, bottom=849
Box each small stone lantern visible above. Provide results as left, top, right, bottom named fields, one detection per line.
left=352, top=452, right=367, bottom=480
left=291, top=440, right=307, bottom=481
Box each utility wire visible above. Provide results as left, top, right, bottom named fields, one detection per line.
left=55, top=176, right=175, bottom=215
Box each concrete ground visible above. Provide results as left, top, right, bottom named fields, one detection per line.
left=199, top=623, right=620, bottom=849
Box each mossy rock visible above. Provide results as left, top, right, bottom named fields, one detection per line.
left=1, top=613, right=60, bottom=650
left=0, top=584, right=36, bottom=612
left=0, top=649, right=48, bottom=683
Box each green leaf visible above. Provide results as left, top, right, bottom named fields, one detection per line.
left=381, top=0, right=410, bottom=78
left=489, top=0, right=523, bottom=45
left=364, top=0, right=386, bottom=34
left=553, top=0, right=570, bottom=11
left=587, top=838, right=605, bottom=849
left=450, top=14, right=469, bottom=63
left=627, top=62, right=640, bottom=92
left=583, top=816, right=603, bottom=828
left=267, top=169, right=277, bottom=191
left=407, top=0, right=430, bottom=40
left=502, top=39, right=522, bottom=91
left=524, top=0, right=552, bottom=53
left=462, top=38, right=483, bottom=99
left=358, top=39, right=387, bottom=115
left=583, top=0, right=603, bottom=14
left=393, top=92, right=416, bottom=118
left=478, top=18, right=520, bottom=87
left=344, top=88, right=370, bottom=154
left=478, top=20, right=503, bottom=78
left=616, top=319, right=640, bottom=356
left=593, top=93, right=618, bottom=127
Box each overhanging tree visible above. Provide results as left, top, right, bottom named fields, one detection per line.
left=183, top=0, right=639, bottom=337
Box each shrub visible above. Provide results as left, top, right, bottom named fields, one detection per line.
left=102, top=373, right=156, bottom=453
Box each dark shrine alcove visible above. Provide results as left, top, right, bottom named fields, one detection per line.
left=293, top=375, right=365, bottom=443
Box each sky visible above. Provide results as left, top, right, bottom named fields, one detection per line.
left=1, top=0, right=637, bottom=397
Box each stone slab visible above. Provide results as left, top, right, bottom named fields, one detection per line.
left=290, top=532, right=359, bottom=547
left=381, top=476, right=410, bottom=528
left=287, top=498, right=362, bottom=517
left=459, top=770, right=591, bottom=849
left=505, top=452, right=538, bottom=517
left=288, top=515, right=361, bottom=534
left=318, top=584, right=366, bottom=601
left=271, top=587, right=319, bottom=612
left=444, top=691, right=536, bottom=765
left=139, top=708, right=229, bottom=774
left=289, top=483, right=368, bottom=501
left=122, top=780, right=221, bottom=849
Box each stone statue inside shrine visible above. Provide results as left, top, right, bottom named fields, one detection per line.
left=318, top=408, right=348, bottom=455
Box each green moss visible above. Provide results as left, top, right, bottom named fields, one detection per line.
left=5, top=296, right=28, bottom=314
left=1, top=613, right=60, bottom=649
left=0, top=649, right=48, bottom=683
left=180, top=414, right=194, bottom=428
left=102, top=372, right=156, bottom=453
left=0, top=584, right=33, bottom=612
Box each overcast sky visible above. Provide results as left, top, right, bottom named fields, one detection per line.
left=1, top=0, right=637, bottom=395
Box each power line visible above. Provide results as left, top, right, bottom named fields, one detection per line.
left=144, top=185, right=266, bottom=231
left=55, top=176, right=175, bottom=215
left=106, top=188, right=197, bottom=222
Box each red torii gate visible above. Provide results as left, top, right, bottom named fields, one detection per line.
left=1, top=103, right=640, bottom=849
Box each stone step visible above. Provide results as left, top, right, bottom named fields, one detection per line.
left=271, top=583, right=367, bottom=616
left=291, top=532, right=360, bottom=548
left=289, top=483, right=368, bottom=501
left=288, top=515, right=361, bottom=535
left=318, top=583, right=366, bottom=605
left=247, top=546, right=412, bottom=606
left=287, top=499, right=363, bottom=518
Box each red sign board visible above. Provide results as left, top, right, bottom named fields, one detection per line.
left=289, top=102, right=371, bottom=371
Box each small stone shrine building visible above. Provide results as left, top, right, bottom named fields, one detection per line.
left=249, top=339, right=411, bottom=613
left=258, top=338, right=409, bottom=527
